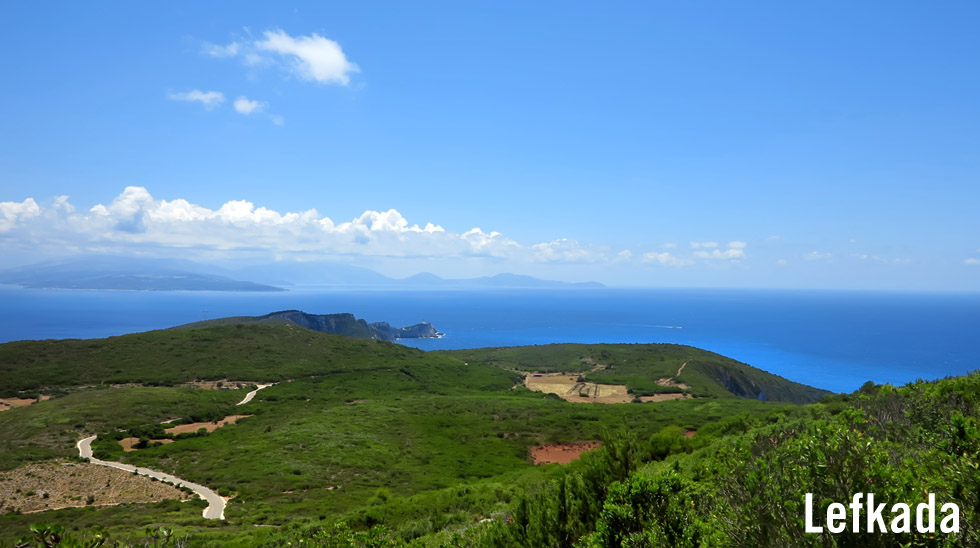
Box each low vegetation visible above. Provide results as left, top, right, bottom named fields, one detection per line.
left=3, top=322, right=972, bottom=546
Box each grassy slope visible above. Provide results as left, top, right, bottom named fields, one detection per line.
left=0, top=324, right=824, bottom=545
left=442, top=343, right=830, bottom=403
left=0, top=324, right=442, bottom=396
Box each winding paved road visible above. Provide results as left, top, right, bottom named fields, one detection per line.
left=77, top=436, right=225, bottom=519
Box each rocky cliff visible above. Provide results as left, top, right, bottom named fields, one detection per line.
left=259, top=310, right=440, bottom=342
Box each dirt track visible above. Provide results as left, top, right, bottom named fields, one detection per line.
left=76, top=436, right=225, bottom=520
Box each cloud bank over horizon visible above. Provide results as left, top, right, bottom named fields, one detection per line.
left=2, top=187, right=977, bottom=290
left=0, top=187, right=750, bottom=274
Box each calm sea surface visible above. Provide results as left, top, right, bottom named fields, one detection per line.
left=1, top=285, right=977, bottom=393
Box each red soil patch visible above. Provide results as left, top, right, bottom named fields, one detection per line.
left=531, top=442, right=602, bottom=465
left=683, top=430, right=697, bottom=438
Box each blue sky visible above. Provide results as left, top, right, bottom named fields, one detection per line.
left=1, top=2, right=978, bottom=289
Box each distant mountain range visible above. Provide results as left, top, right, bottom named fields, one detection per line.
left=0, top=256, right=604, bottom=291
left=0, top=257, right=284, bottom=292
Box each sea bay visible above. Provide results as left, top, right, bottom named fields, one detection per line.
left=0, top=285, right=976, bottom=393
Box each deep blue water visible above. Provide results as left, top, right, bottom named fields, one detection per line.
left=0, top=285, right=977, bottom=393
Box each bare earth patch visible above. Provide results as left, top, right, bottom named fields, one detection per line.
left=531, top=442, right=602, bottom=465
left=0, top=395, right=51, bottom=412
left=654, top=361, right=691, bottom=390
left=118, top=437, right=175, bottom=452
left=0, top=461, right=190, bottom=515
left=118, top=415, right=252, bottom=451
left=164, top=414, right=252, bottom=435
left=525, top=373, right=634, bottom=403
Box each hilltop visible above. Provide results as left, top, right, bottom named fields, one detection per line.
left=174, top=310, right=440, bottom=343
left=443, top=344, right=830, bottom=404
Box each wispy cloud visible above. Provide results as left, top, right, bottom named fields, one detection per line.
left=233, top=96, right=266, bottom=115
left=691, top=241, right=746, bottom=261
left=167, top=90, right=225, bottom=110
left=965, top=258, right=980, bottom=265
left=641, top=251, right=691, bottom=267
left=202, top=41, right=241, bottom=58
left=693, top=248, right=745, bottom=260
left=805, top=251, right=833, bottom=261
left=205, top=29, right=359, bottom=86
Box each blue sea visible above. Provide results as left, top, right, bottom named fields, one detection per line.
left=0, top=285, right=977, bottom=393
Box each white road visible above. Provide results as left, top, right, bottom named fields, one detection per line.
left=76, top=435, right=225, bottom=520
left=237, top=383, right=275, bottom=406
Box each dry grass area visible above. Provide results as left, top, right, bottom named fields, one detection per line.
left=524, top=373, right=633, bottom=404
left=638, top=393, right=691, bottom=402
left=531, top=442, right=602, bottom=465
left=0, top=395, right=51, bottom=412
left=0, top=461, right=190, bottom=514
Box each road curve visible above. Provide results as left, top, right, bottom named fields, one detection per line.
left=76, top=436, right=225, bottom=519
left=237, top=383, right=275, bottom=406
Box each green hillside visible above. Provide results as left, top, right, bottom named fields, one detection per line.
left=0, top=321, right=826, bottom=545
left=443, top=343, right=830, bottom=403
left=2, top=321, right=975, bottom=546
left=0, top=323, right=453, bottom=396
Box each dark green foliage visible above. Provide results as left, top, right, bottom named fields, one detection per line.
left=0, top=324, right=486, bottom=395
left=469, top=373, right=980, bottom=548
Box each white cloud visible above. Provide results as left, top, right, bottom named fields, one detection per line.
left=641, top=251, right=691, bottom=267
left=167, top=90, right=225, bottom=110
left=233, top=96, right=266, bottom=114
left=530, top=239, right=595, bottom=262
left=775, top=259, right=788, bottom=266
left=53, top=195, right=75, bottom=213
left=662, top=243, right=677, bottom=249
left=269, top=115, right=285, bottom=126
left=255, top=30, right=359, bottom=85
left=5, top=188, right=620, bottom=263
left=0, top=198, right=41, bottom=232
left=693, top=248, right=745, bottom=260
left=691, top=241, right=747, bottom=260
left=204, top=30, right=359, bottom=86
left=805, top=251, right=833, bottom=261
left=965, top=258, right=980, bottom=265
left=202, top=41, right=241, bottom=58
